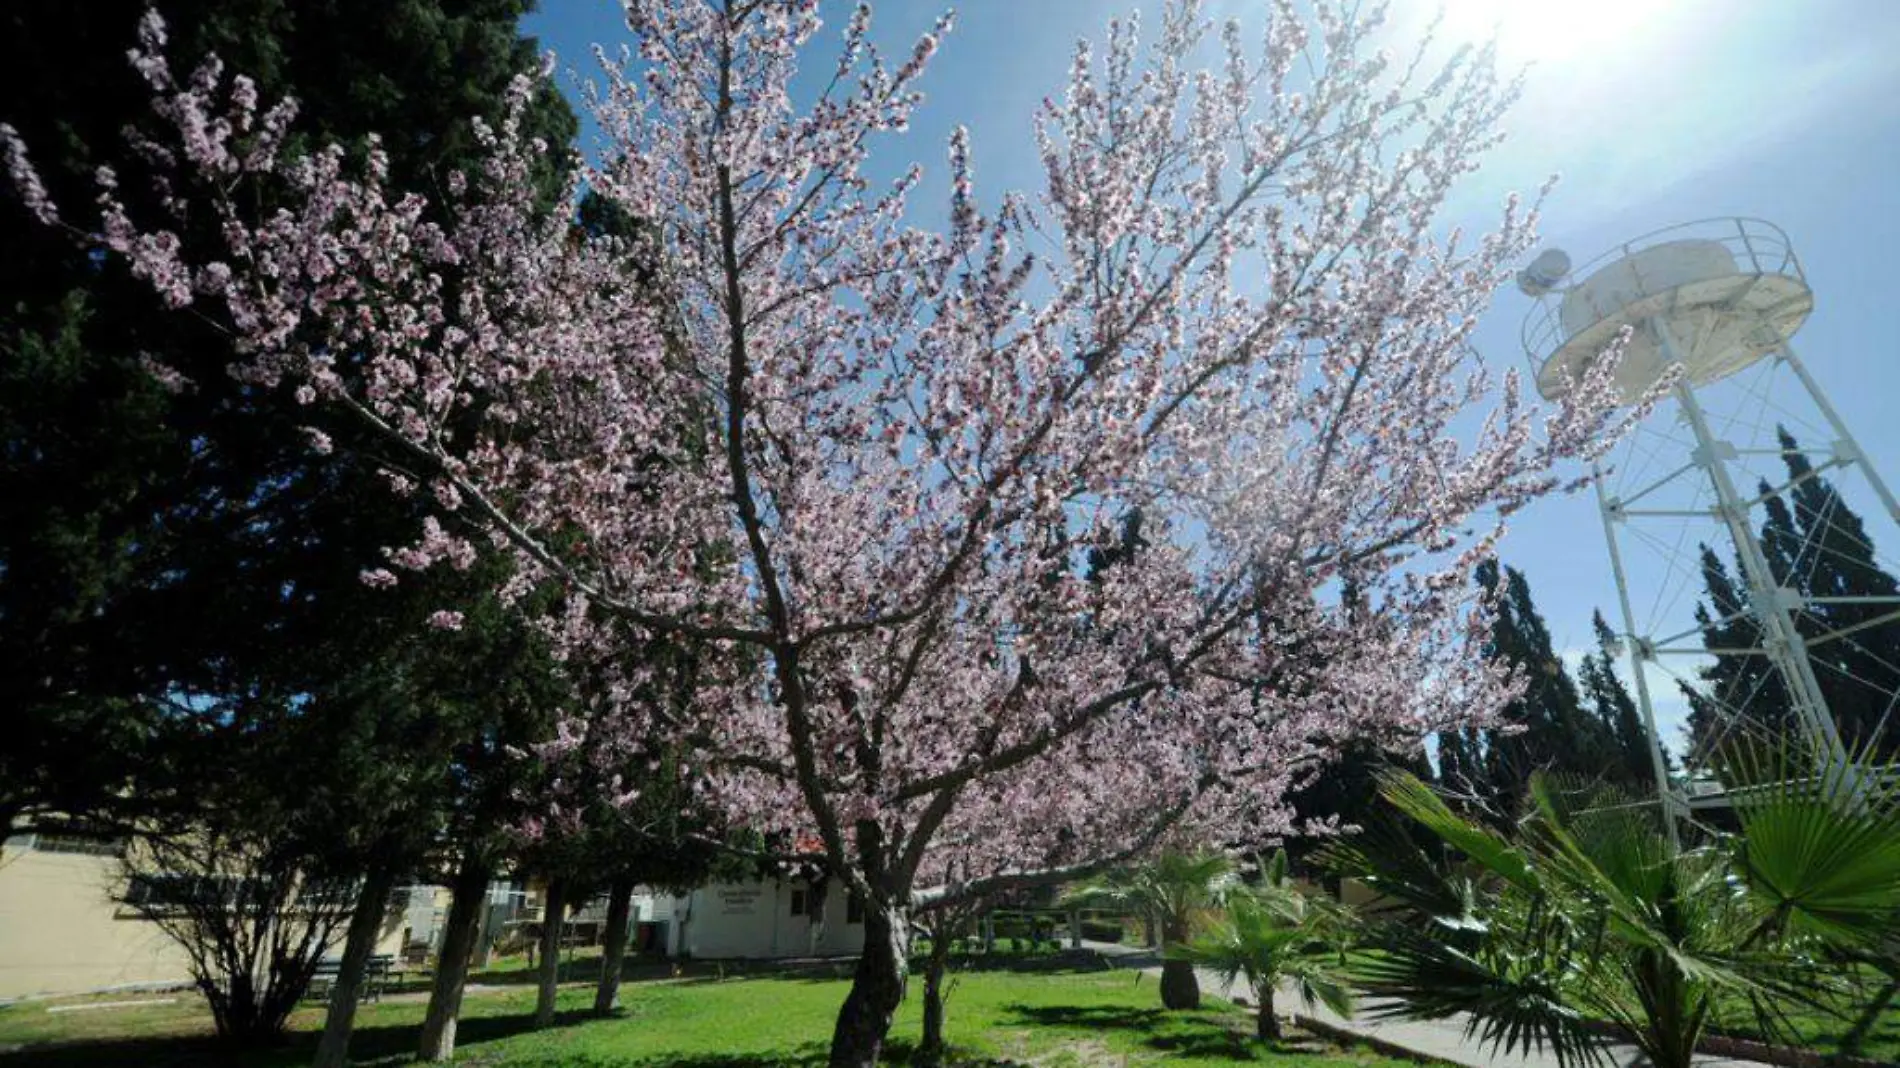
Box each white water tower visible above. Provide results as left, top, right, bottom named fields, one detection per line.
left=1520, top=218, right=1900, bottom=833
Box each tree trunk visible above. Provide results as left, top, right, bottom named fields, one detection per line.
left=418, top=853, right=491, bottom=1062
left=593, top=878, right=635, bottom=1017
left=1142, top=909, right=1157, bottom=948
left=1158, top=918, right=1199, bottom=1010
left=917, top=929, right=952, bottom=1068
left=216, top=971, right=271, bottom=1047
left=534, top=877, right=568, bottom=1028
left=472, top=893, right=495, bottom=970
left=826, top=902, right=910, bottom=1068
left=1632, top=958, right=1704, bottom=1068
left=312, top=863, right=397, bottom=1068
left=1159, top=960, right=1201, bottom=1011
left=1256, top=985, right=1279, bottom=1041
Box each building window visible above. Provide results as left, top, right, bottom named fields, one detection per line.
left=26, top=826, right=125, bottom=857
left=790, top=889, right=808, bottom=917
left=123, top=873, right=224, bottom=912
left=846, top=893, right=864, bottom=924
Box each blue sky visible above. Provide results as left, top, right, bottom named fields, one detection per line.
left=523, top=1, right=1900, bottom=755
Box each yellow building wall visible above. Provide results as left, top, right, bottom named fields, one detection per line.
left=0, top=847, right=413, bottom=999
left=0, top=849, right=194, bottom=999
left=371, top=902, right=409, bottom=960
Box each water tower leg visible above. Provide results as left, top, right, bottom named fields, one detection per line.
left=1779, top=345, right=1900, bottom=527
left=1594, top=467, right=1685, bottom=850
left=1658, top=321, right=1849, bottom=768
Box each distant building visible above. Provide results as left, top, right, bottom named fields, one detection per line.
left=0, top=826, right=196, bottom=999
left=0, top=825, right=414, bottom=1001
left=642, top=879, right=866, bottom=959
left=0, top=825, right=866, bottom=999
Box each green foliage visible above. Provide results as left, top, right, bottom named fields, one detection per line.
left=1063, top=850, right=1239, bottom=942
left=1577, top=611, right=1669, bottom=790
left=1444, top=562, right=1632, bottom=826
left=1065, top=849, right=1241, bottom=1012
left=987, top=911, right=1066, bottom=947
left=1329, top=753, right=1900, bottom=1068
left=1713, top=746, right=1900, bottom=950
left=0, top=0, right=578, bottom=844
left=1174, top=850, right=1356, bottom=1039
left=1, top=5, right=594, bottom=1056
left=1281, top=737, right=1435, bottom=871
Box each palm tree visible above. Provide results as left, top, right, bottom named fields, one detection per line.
left=1174, top=849, right=1355, bottom=1041
left=1835, top=940, right=1900, bottom=1059
left=1065, top=849, right=1236, bottom=1009
left=1328, top=751, right=1900, bottom=1068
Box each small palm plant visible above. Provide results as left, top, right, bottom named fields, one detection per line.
left=1065, top=849, right=1237, bottom=1009
left=1173, top=849, right=1355, bottom=1041
left=1328, top=748, right=1900, bottom=1068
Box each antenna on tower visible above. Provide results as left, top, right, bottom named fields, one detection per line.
left=1515, top=248, right=1571, bottom=297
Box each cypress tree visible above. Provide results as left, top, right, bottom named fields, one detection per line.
left=1450, top=560, right=1617, bottom=823
left=0, top=0, right=577, bottom=837
left=1577, top=610, right=1669, bottom=788
left=2, top=3, right=590, bottom=1060
left=1685, top=545, right=1791, bottom=764
left=1776, top=427, right=1900, bottom=758
left=1684, top=428, right=1900, bottom=764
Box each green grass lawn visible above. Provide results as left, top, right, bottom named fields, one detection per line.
left=0, top=957, right=1432, bottom=1067
left=1703, top=968, right=1900, bottom=1065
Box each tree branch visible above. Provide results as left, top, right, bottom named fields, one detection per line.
left=911, top=778, right=1205, bottom=912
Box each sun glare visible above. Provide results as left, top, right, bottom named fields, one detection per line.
left=1436, top=0, right=1671, bottom=66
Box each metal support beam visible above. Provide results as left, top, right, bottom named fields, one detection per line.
left=1782, top=345, right=1900, bottom=526
left=1661, top=320, right=1849, bottom=766
left=1594, top=463, right=1685, bottom=849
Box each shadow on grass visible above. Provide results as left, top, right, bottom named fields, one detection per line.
left=376, top=946, right=1116, bottom=999
left=655, top=948, right=1134, bottom=991
left=935, top=948, right=1133, bottom=977
left=0, top=1034, right=240, bottom=1068
left=0, top=1004, right=1040, bottom=1068
left=0, top=1008, right=595, bottom=1068
left=400, top=952, right=664, bottom=991
left=0, top=1006, right=944, bottom=1068
left=1005, top=1002, right=1263, bottom=1062
left=365, top=955, right=825, bottom=998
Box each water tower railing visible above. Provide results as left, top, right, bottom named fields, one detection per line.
left=1518, top=217, right=1805, bottom=376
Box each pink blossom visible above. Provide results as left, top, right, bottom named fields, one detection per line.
left=6, top=8, right=1629, bottom=1058
left=0, top=124, right=58, bottom=226
left=426, top=609, right=465, bottom=632
left=137, top=353, right=191, bottom=394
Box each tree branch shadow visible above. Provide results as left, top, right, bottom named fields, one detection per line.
left=1003, top=1002, right=1262, bottom=1061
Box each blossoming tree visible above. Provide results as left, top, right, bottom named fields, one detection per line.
left=3, top=1, right=1638, bottom=1062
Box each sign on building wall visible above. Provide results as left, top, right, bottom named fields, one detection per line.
left=716, top=888, right=763, bottom=915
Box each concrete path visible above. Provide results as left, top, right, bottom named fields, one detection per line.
left=1081, top=942, right=1772, bottom=1068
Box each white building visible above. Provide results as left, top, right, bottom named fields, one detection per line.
left=641, top=878, right=866, bottom=960
left=0, top=825, right=868, bottom=999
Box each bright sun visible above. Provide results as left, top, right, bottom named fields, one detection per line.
left=1435, top=0, right=1670, bottom=65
